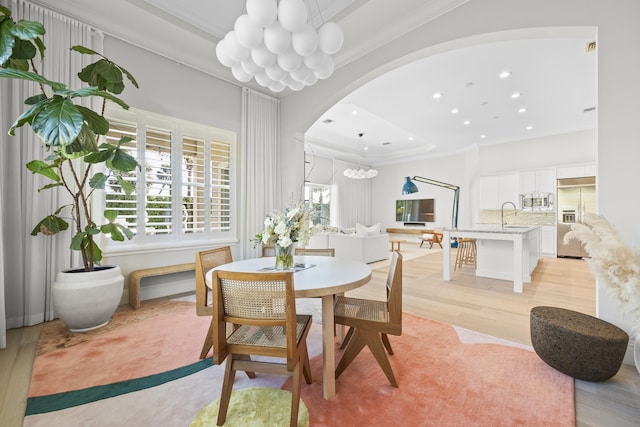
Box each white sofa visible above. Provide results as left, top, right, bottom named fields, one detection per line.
left=306, top=232, right=389, bottom=264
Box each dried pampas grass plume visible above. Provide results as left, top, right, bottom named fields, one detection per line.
left=564, top=213, right=640, bottom=326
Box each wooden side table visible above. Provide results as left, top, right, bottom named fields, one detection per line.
left=389, top=239, right=406, bottom=251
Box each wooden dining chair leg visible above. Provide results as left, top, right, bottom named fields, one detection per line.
left=290, top=362, right=302, bottom=427
left=236, top=354, right=256, bottom=379
left=335, top=328, right=367, bottom=379
left=339, top=326, right=354, bottom=350
left=199, top=320, right=214, bottom=359
left=366, top=330, right=398, bottom=387
left=216, top=356, right=237, bottom=426
left=302, top=342, right=312, bottom=384
left=381, top=333, right=394, bottom=355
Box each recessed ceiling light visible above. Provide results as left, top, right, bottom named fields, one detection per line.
left=463, top=120, right=471, bottom=125
left=351, top=110, right=358, bottom=115
left=451, top=108, right=459, bottom=114
left=526, top=126, right=533, bottom=130
left=518, top=108, right=527, bottom=113
left=499, top=71, right=511, bottom=79
left=432, top=92, right=442, bottom=99
left=480, top=134, right=487, bottom=139
left=408, top=136, right=414, bottom=141
left=364, top=146, right=369, bottom=150
left=511, top=92, right=521, bottom=99
left=382, top=141, right=391, bottom=146
left=322, top=118, right=334, bottom=124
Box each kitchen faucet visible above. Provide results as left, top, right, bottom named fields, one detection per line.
left=501, top=201, right=517, bottom=226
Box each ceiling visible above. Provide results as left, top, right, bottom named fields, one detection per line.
left=33, top=0, right=597, bottom=166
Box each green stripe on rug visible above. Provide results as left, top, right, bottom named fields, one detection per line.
left=25, top=358, right=213, bottom=415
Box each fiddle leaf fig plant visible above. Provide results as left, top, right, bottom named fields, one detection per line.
left=0, top=6, right=140, bottom=271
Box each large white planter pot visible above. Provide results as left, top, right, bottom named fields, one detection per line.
left=52, top=265, right=124, bottom=333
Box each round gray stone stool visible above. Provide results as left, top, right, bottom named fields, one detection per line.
left=530, top=306, right=629, bottom=382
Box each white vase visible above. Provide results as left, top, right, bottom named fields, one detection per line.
left=52, top=265, right=124, bottom=333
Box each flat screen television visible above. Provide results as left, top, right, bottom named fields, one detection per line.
left=396, top=199, right=435, bottom=223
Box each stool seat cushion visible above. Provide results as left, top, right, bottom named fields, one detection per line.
left=530, top=306, right=629, bottom=382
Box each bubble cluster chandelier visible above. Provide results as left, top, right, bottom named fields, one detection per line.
left=215, top=0, right=344, bottom=93
left=343, top=132, right=378, bottom=179
left=343, top=167, right=379, bottom=179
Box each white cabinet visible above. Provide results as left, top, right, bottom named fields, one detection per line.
left=479, top=173, right=519, bottom=209
left=519, top=168, right=556, bottom=194
left=557, top=164, right=596, bottom=179
left=540, top=226, right=556, bottom=256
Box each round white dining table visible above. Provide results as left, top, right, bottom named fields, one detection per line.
left=205, top=255, right=372, bottom=400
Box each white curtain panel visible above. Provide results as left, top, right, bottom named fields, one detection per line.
left=332, top=159, right=372, bottom=229
left=0, top=0, right=103, bottom=346
left=240, top=88, right=280, bottom=259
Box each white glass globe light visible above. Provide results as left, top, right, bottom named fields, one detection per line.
left=278, top=0, right=308, bottom=33
left=234, top=14, right=263, bottom=48
left=224, top=31, right=250, bottom=62
left=303, top=49, right=328, bottom=70
left=231, top=65, right=253, bottom=82
left=313, top=56, right=334, bottom=79
left=246, top=0, right=277, bottom=27
left=290, top=64, right=311, bottom=82
left=265, top=63, right=287, bottom=81
left=288, top=79, right=305, bottom=91
left=268, top=81, right=286, bottom=93
left=255, top=72, right=274, bottom=88
left=240, top=56, right=262, bottom=76
left=215, top=40, right=236, bottom=68
left=318, top=22, right=344, bottom=55
left=291, top=24, right=318, bottom=57
left=280, top=74, right=294, bottom=86
left=251, top=43, right=277, bottom=68
left=277, top=48, right=302, bottom=72
left=263, top=21, right=291, bottom=55
left=303, top=73, right=318, bottom=86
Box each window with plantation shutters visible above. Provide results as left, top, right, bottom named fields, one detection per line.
left=102, top=107, right=235, bottom=245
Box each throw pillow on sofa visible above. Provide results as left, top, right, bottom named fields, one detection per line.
left=356, top=223, right=381, bottom=236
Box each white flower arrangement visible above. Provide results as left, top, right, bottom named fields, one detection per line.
left=254, top=201, right=315, bottom=248
left=564, top=213, right=640, bottom=325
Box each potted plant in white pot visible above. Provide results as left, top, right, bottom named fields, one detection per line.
left=0, top=6, right=140, bottom=331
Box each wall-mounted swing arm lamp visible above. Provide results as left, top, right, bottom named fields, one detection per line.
left=402, top=176, right=460, bottom=230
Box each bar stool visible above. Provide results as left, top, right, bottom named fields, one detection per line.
left=455, top=238, right=477, bottom=270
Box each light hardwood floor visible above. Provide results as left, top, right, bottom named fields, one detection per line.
left=1, top=243, right=639, bottom=426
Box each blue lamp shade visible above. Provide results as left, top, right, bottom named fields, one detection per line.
left=402, top=177, right=418, bottom=194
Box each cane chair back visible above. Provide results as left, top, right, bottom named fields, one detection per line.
left=261, top=244, right=276, bottom=257
left=212, top=270, right=312, bottom=426
left=294, top=247, right=335, bottom=257
left=195, top=246, right=233, bottom=359
left=334, top=250, right=403, bottom=386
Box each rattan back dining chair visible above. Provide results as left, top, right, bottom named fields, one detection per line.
left=333, top=250, right=403, bottom=387
left=261, top=244, right=276, bottom=257
left=195, top=246, right=233, bottom=359
left=212, top=270, right=313, bottom=427
left=294, top=247, right=336, bottom=257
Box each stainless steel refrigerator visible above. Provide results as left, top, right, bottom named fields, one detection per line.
left=557, top=176, right=596, bottom=258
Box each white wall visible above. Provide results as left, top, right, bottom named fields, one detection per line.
left=280, top=0, right=640, bottom=360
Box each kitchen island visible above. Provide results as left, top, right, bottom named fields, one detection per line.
left=442, top=225, right=540, bottom=293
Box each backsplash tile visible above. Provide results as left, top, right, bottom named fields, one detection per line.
left=479, top=210, right=556, bottom=226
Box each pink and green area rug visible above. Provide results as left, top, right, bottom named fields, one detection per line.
left=24, top=300, right=575, bottom=426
